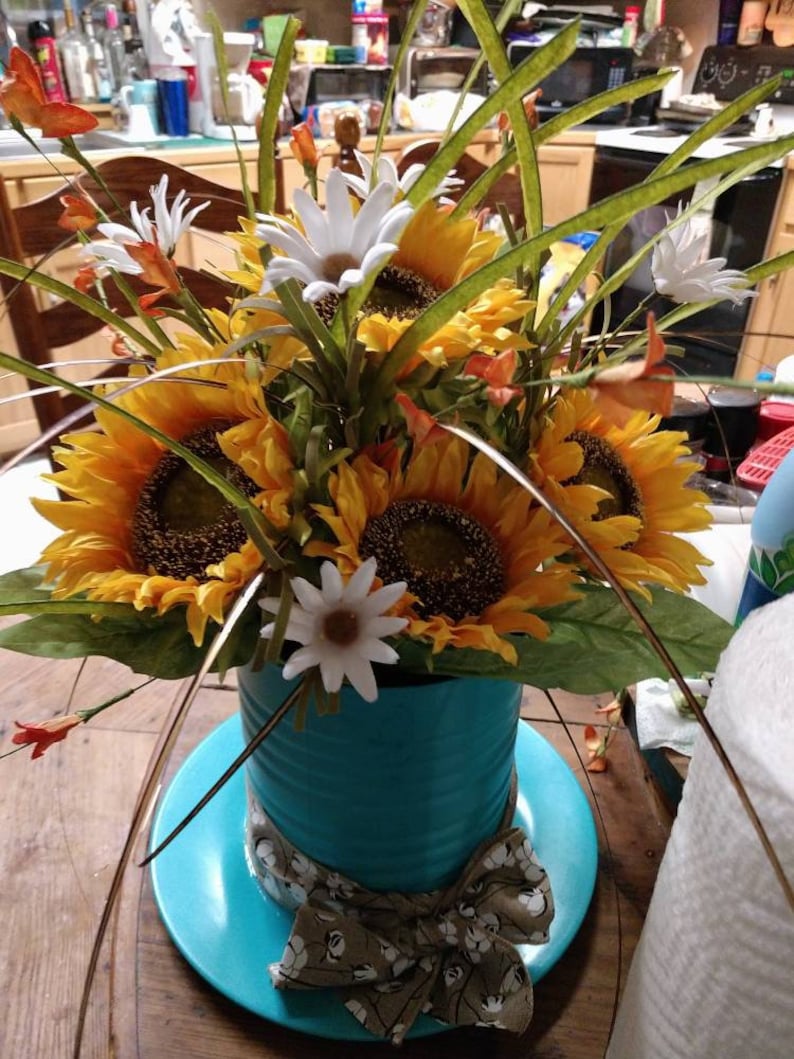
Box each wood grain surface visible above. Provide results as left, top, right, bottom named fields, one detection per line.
left=0, top=638, right=672, bottom=1059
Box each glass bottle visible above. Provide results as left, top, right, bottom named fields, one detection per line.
left=59, top=0, right=96, bottom=103
left=83, top=11, right=113, bottom=103
left=121, top=0, right=149, bottom=80
left=102, top=3, right=129, bottom=92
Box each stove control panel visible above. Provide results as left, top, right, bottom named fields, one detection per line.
left=694, top=45, right=794, bottom=104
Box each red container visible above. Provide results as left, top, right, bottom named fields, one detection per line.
left=351, top=13, right=389, bottom=64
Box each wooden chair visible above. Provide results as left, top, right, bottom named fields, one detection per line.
left=395, top=138, right=526, bottom=232
left=0, top=154, right=282, bottom=457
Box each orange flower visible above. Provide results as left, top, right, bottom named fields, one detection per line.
left=498, top=88, right=543, bottom=135
left=58, top=193, right=98, bottom=232
left=466, top=349, right=522, bottom=407
left=587, top=313, right=675, bottom=426
left=289, top=121, right=319, bottom=169
left=583, top=724, right=609, bottom=773
left=12, top=714, right=82, bottom=759
left=74, top=264, right=98, bottom=293
left=124, top=241, right=181, bottom=309
left=0, top=47, right=98, bottom=136
left=395, top=393, right=447, bottom=445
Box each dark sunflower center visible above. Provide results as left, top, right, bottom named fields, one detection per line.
left=567, top=430, right=644, bottom=522
left=359, top=499, right=505, bottom=622
left=131, top=422, right=259, bottom=582
left=313, top=264, right=441, bottom=326
left=323, top=609, right=360, bottom=646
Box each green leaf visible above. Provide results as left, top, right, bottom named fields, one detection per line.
left=257, top=15, right=300, bottom=214
left=0, top=607, right=259, bottom=679
left=395, top=586, right=734, bottom=694
left=760, top=551, right=778, bottom=590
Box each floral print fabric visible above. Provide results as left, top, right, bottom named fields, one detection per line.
left=247, top=783, right=554, bottom=1043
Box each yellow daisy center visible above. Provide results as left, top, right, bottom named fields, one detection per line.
left=359, top=499, right=504, bottom=622
left=131, top=422, right=258, bottom=581
left=567, top=430, right=644, bottom=522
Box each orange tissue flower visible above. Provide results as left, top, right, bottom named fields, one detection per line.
left=0, top=47, right=98, bottom=137
left=587, top=313, right=675, bottom=426
left=290, top=122, right=320, bottom=170
left=12, top=714, right=83, bottom=759
left=466, top=349, right=522, bottom=407
left=58, top=193, right=98, bottom=233
left=395, top=394, right=447, bottom=446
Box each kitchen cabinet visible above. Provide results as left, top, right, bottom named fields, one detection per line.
left=736, top=157, right=794, bottom=381
left=0, top=129, right=596, bottom=455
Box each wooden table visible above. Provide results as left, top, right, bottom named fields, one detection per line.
left=0, top=643, right=673, bottom=1059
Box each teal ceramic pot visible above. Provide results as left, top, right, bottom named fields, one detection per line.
left=238, top=664, right=521, bottom=894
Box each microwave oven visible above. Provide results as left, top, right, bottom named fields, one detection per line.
left=506, top=43, right=634, bottom=124
left=305, top=64, right=393, bottom=106
left=398, top=46, right=489, bottom=98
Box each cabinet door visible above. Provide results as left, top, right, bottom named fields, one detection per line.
left=737, top=230, right=794, bottom=381
left=537, top=145, right=595, bottom=226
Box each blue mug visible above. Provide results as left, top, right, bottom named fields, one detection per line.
left=156, top=70, right=189, bottom=137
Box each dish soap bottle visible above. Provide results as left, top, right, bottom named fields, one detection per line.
left=736, top=446, right=794, bottom=622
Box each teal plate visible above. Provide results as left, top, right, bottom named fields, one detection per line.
left=150, top=717, right=598, bottom=1041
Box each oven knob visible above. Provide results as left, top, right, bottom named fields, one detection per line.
left=717, top=59, right=738, bottom=87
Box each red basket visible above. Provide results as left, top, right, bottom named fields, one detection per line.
left=736, top=424, right=794, bottom=491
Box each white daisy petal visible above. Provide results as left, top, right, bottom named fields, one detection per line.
left=319, top=561, right=344, bottom=604
left=360, top=579, right=408, bottom=616
left=319, top=653, right=346, bottom=693
left=363, top=616, right=409, bottom=639
left=342, top=654, right=378, bottom=702
left=291, top=577, right=326, bottom=612
left=358, top=637, right=401, bottom=664
left=344, top=557, right=378, bottom=604
left=283, top=645, right=322, bottom=680
left=301, top=280, right=343, bottom=302
left=652, top=208, right=756, bottom=305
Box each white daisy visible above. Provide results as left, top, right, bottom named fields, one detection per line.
left=81, top=174, right=209, bottom=274
left=651, top=209, right=756, bottom=305
left=340, top=150, right=463, bottom=202
left=260, top=557, right=408, bottom=702
left=254, top=168, right=415, bottom=302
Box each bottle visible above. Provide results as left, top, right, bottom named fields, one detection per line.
left=736, top=447, right=794, bottom=622
left=27, top=20, right=67, bottom=103
left=718, top=0, right=743, bottom=44
left=621, top=5, right=641, bottom=48
left=102, top=3, right=129, bottom=92
left=59, top=0, right=96, bottom=103
left=83, top=12, right=113, bottom=103
left=121, top=0, right=150, bottom=81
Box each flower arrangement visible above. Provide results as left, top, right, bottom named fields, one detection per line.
left=1, top=4, right=794, bottom=752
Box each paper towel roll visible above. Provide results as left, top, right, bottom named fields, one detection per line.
left=607, top=594, right=794, bottom=1059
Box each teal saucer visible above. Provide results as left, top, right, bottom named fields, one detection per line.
left=150, top=718, right=598, bottom=1041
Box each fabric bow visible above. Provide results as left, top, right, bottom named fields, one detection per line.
left=247, top=787, right=554, bottom=1043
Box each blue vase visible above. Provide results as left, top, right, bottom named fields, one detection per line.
left=238, top=664, right=521, bottom=893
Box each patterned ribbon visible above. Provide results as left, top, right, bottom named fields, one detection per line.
left=246, top=782, right=554, bottom=1043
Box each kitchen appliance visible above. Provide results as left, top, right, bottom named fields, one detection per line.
left=590, top=44, right=789, bottom=378
left=506, top=41, right=634, bottom=124
left=398, top=46, right=488, bottom=98
left=304, top=64, right=392, bottom=108
left=194, top=31, right=262, bottom=141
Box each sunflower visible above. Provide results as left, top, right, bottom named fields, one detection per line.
left=347, top=201, right=534, bottom=371
left=305, top=435, right=579, bottom=664
left=33, top=335, right=294, bottom=645
left=529, top=389, right=712, bottom=597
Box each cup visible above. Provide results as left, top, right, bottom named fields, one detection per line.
left=125, top=102, right=158, bottom=141
left=156, top=69, right=189, bottom=137
left=119, top=78, right=160, bottom=135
